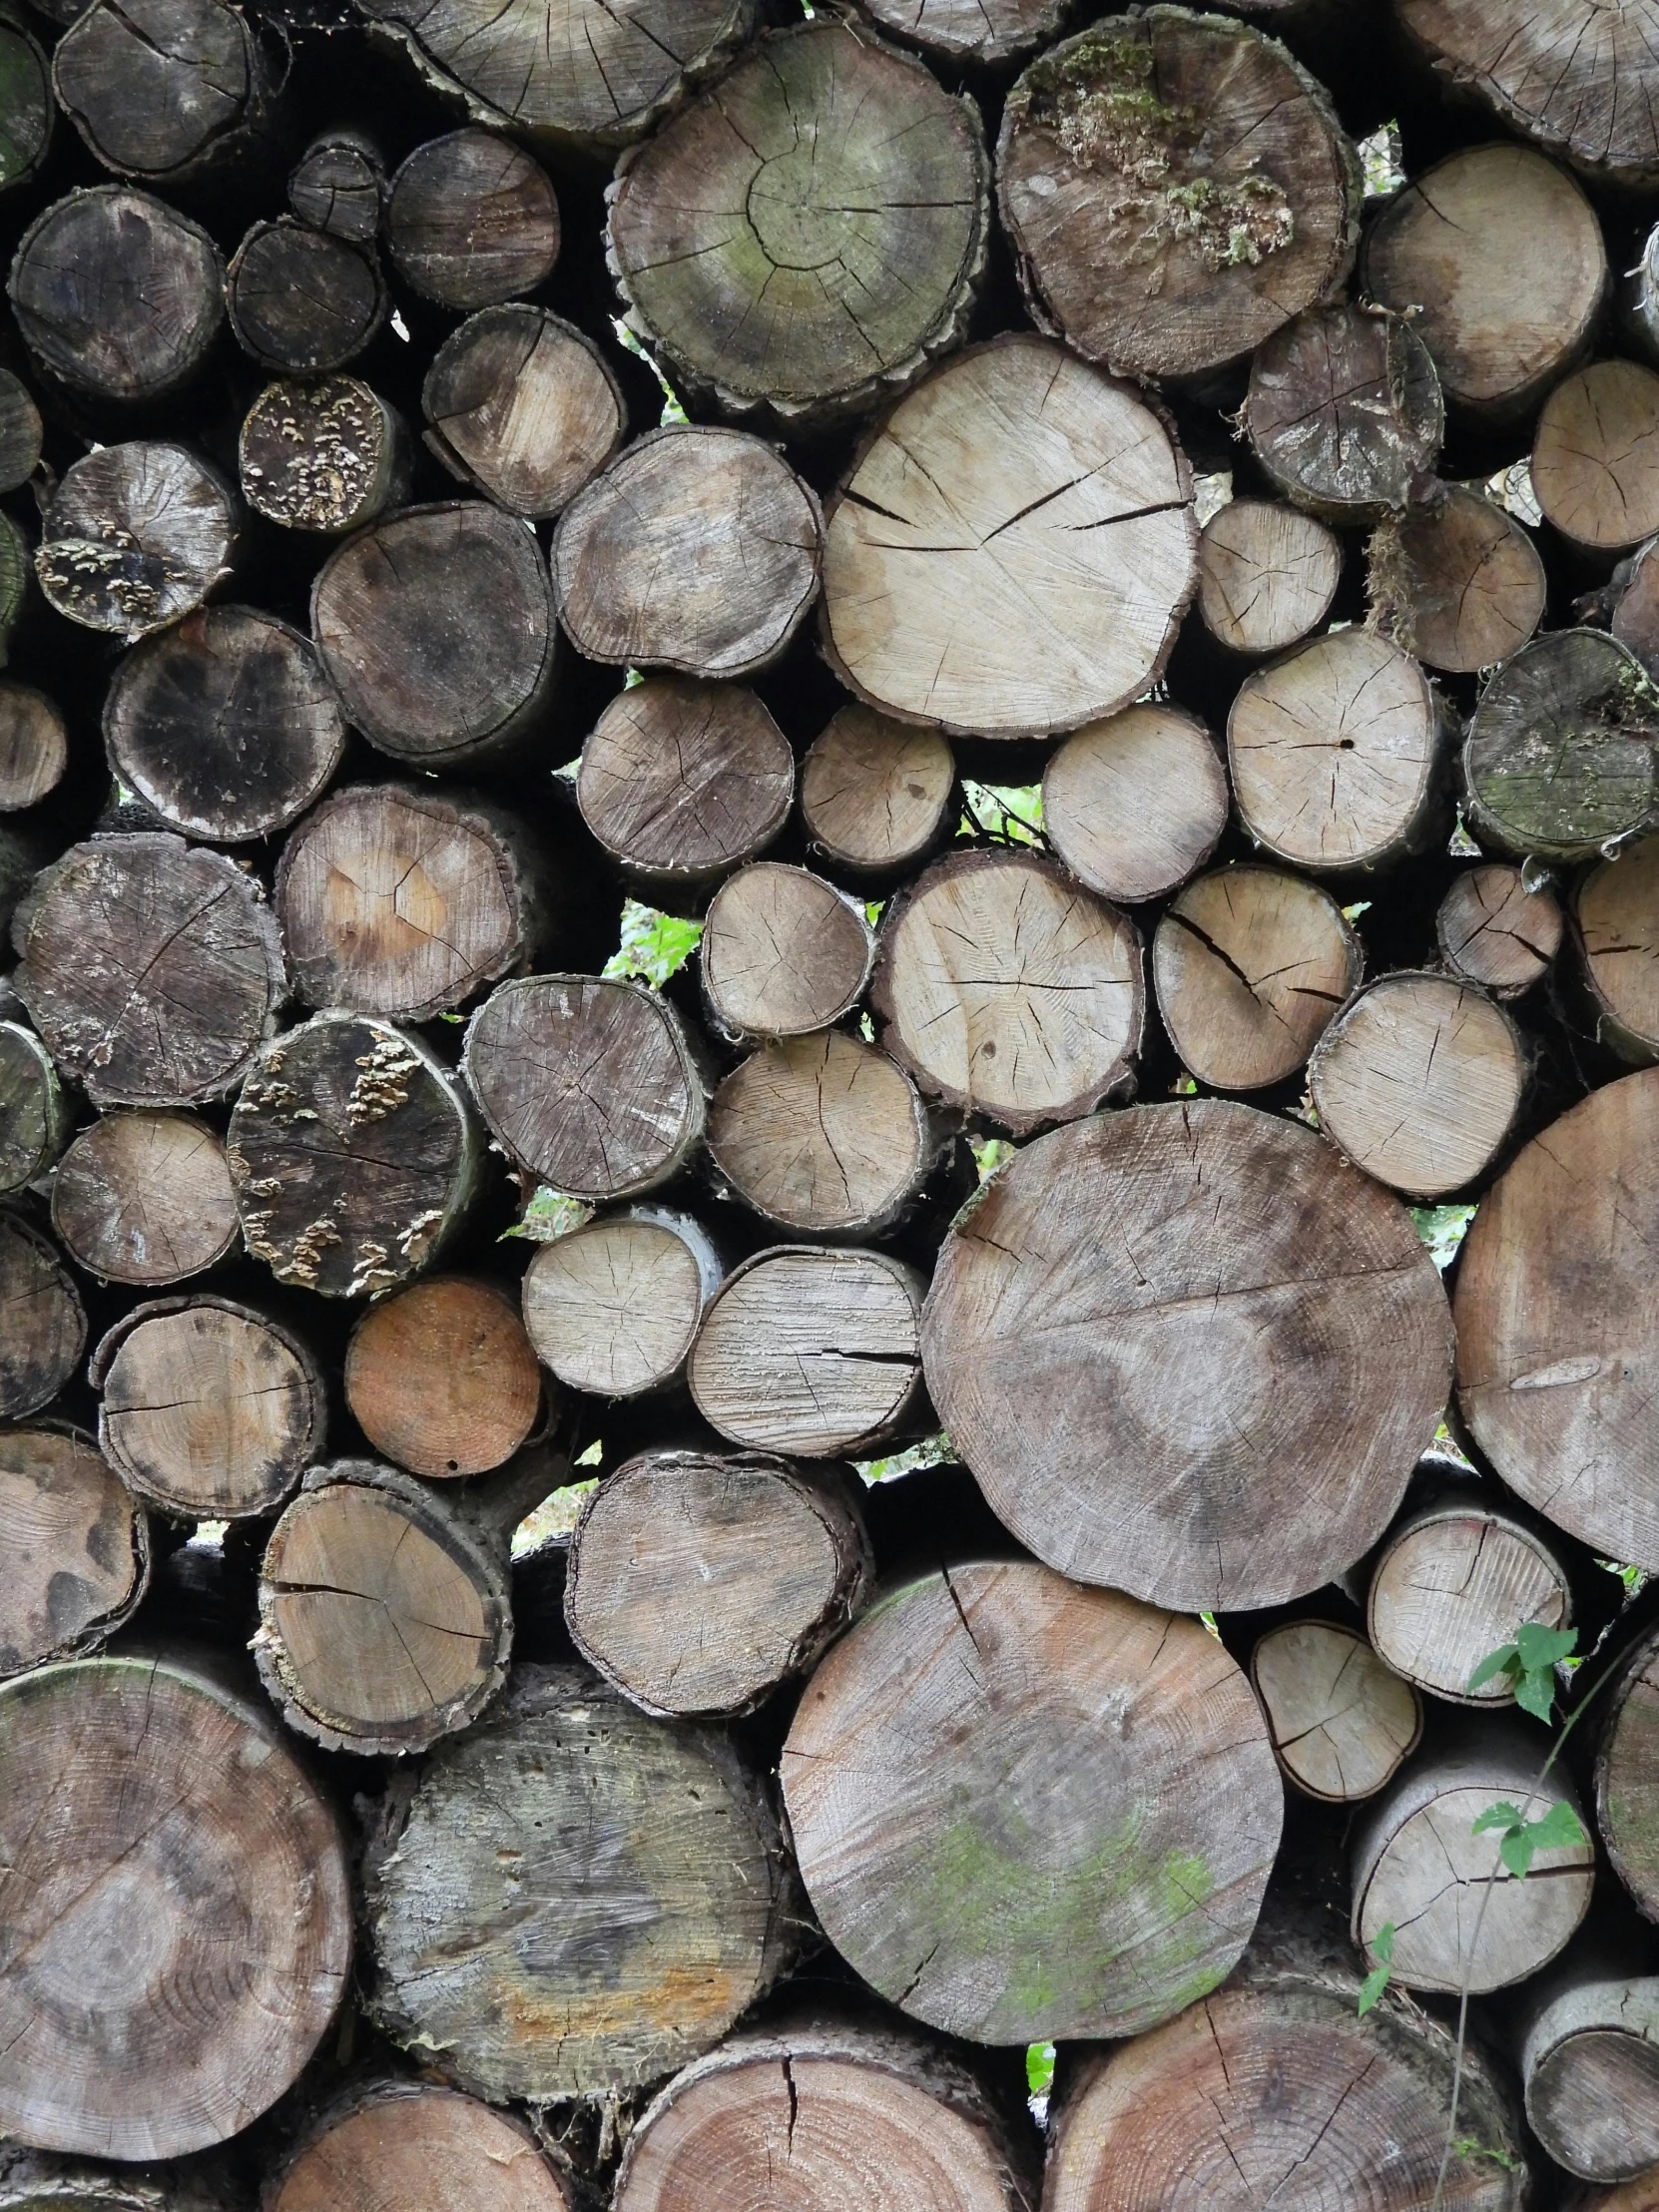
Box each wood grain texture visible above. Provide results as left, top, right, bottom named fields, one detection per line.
left=1437, top=864, right=1562, bottom=999
left=801, top=708, right=954, bottom=876
left=701, top=864, right=874, bottom=1040
left=386, top=129, right=557, bottom=310
left=0, top=1210, right=86, bottom=1419
left=0, top=1426, right=149, bottom=1678
left=287, top=130, right=383, bottom=241
left=269, top=2083, right=571, bottom=2212
left=1519, top=1966, right=1659, bottom=2182
left=1534, top=360, right=1659, bottom=553
left=1250, top=1618, right=1421, bottom=1801
left=520, top=1206, right=722, bottom=1397
left=1599, top=1619, right=1659, bottom=1923
left=1245, top=302, right=1442, bottom=522
left=0, top=683, right=66, bottom=812
left=53, top=0, right=263, bottom=184
left=782, top=1560, right=1282, bottom=2042
left=51, top=1112, right=239, bottom=1285
left=1195, top=498, right=1342, bottom=656
left=0, top=1017, right=67, bottom=1193
left=35, top=442, right=237, bottom=642
left=852, top=0, right=1067, bottom=63
left=345, top=1276, right=542, bottom=1478
left=1368, top=1494, right=1571, bottom=1705
left=1368, top=485, right=1546, bottom=674
left=422, top=304, right=624, bottom=520
left=227, top=221, right=386, bottom=375
left=1576, top=831, right=1659, bottom=1061
left=1042, top=705, right=1228, bottom=905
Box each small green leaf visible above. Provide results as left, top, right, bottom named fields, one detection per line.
left=1026, top=2041, right=1056, bottom=2095
left=1498, top=1827, right=1537, bottom=1878
left=1513, top=1623, right=1577, bottom=1672
left=1467, top=1644, right=1517, bottom=1693
left=1513, top=1668, right=1556, bottom=1724
left=1525, top=1800, right=1588, bottom=1855
left=1357, top=1923, right=1394, bottom=2016
left=1472, top=1801, right=1523, bottom=1837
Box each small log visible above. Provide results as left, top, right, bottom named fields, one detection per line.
left=1307, top=970, right=1527, bottom=1200
left=1598, top=1618, right=1659, bottom=1922
left=1368, top=485, right=1546, bottom=675
left=422, top=304, right=625, bottom=520
left=270, top=2083, right=571, bottom=2212
left=287, top=128, right=383, bottom=240
left=51, top=1111, right=239, bottom=1285
left=708, top=1031, right=934, bottom=1238
left=15, top=834, right=285, bottom=1109
left=688, top=1245, right=924, bottom=1457
left=10, top=187, right=223, bottom=403
left=0, top=1652, right=349, bottom=2160
left=607, top=17, right=986, bottom=427
left=0, top=18, right=52, bottom=195
left=801, top=707, right=954, bottom=879
left=1244, top=302, right=1441, bottom=523
left=520, top=1205, right=723, bottom=1398
left=226, top=220, right=386, bottom=375
left=1534, top=360, right=1659, bottom=556
left=104, top=606, right=346, bottom=844
left=921, top=1101, right=1451, bottom=1609
left=1228, top=628, right=1441, bottom=871
left=0, top=1425, right=149, bottom=1678
left=275, top=782, right=550, bottom=1020
left=1045, top=1923, right=1526, bottom=2212
left=821, top=332, right=1195, bottom=739
left=1438, top=863, right=1563, bottom=998
left=1575, top=832, right=1659, bottom=1061
left=871, top=848, right=1142, bottom=1132
left=363, top=1661, right=793, bottom=2096
left=615, top=2018, right=1035, bottom=2212
left=1152, top=864, right=1360, bottom=1090
left=228, top=1010, right=480, bottom=1299
left=464, top=975, right=705, bottom=1203
left=1194, top=497, right=1342, bottom=657
left=553, top=425, right=822, bottom=680
left=1250, top=1618, right=1421, bottom=1802
left=0, top=682, right=67, bottom=810
left=34, top=440, right=238, bottom=641
left=852, top=0, right=1066, bottom=62
left=1362, top=142, right=1606, bottom=423
left=53, top=0, right=273, bottom=187
left=996, top=10, right=1360, bottom=382
left=350, top=0, right=755, bottom=161
left=782, top=1559, right=1282, bottom=2041
left=564, top=1449, right=872, bottom=1716
left=1042, top=704, right=1228, bottom=905
left=1462, top=631, right=1659, bottom=863
left=239, top=376, right=407, bottom=535
left=1352, top=1720, right=1595, bottom=1994
left=92, top=1295, right=324, bottom=1519
left=344, top=1276, right=543, bottom=1479
left=1368, top=1489, right=1572, bottom=1706
left=701, top=863, right=873, bottom=1040
left=575, top=677, right=794, bottom=893
left=1518, top=1963, right=1659, bottom=2182
left=385, top=129, right=559, bottom=311
left=0, top=1017, right=67, bottom=1193
left=0, top=1211, right=85, bottom=1419
left=310, top=501, right=557, bottom=770
left=1395, top=0, right=1659, bottom=189
left=0, top=369, right=41, bottom=493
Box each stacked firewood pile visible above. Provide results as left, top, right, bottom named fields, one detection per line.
left=7, top=0, right=1659, bottom=2205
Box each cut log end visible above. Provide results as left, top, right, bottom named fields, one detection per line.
left=227, top=221, right=386, bottom=376
left=521, top=1207, right=721, bottom=1398
left=387, top=129, right=559, bottom=311
left=800, top=707, right=954, bottom=876
left=1534, top=360, right=1659, bottom=554
left=1521, top=1971, right=1659, bottom=2183
left=1042, top=704, right=1228, bottom=905
left=0, top=1019, right=67, bottom=1194
left=702, top=864, right=874, bottom=1040
left=0, top=684, right=67, bottom=811
left=422, top=304, right=624, bottom=520
left=0, top=1427, right=149, bottom=1678
left=1250, top=1619, right=1421, bottom=1802
left=1368, top=1494, right=1571, bottom=1705
left=240, top=377, right=406, bottom=535
left=272, top=2086, right=572, bottom=2212
left=1245, top=302, right=1442, bottom=523
left=1576, top=833, right=1659, bottom=1062
left=1196, top=498, right=1343, bottom=657
left=52, top=1111, right=239, bottom=1285
left=1368, top=486, right=1545, bottom=675
left=1437, top=864, right=1562, bottom=999
left=345, top=1276, right=543, bottom=1479
left=35, top=442, right=238, bottom=642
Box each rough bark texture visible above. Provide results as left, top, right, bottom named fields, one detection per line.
left=287, top=129, right=383, bottom=240
left=0, top=1424, right=150, bottom=1678
left=227, top=220, right=387, bottom=374
left=1368, top=1490, right=1572, bottom=1706
left=1576, top=832, right=1659, bottom=1061
left=1518, top=1964, right=1659, bottom=2183
left=552, top=426, right=822, bottom=680
left=871, top=848, right=1143, bottom=1131
left=422, top=304, right=624, bottom=520
left=0, top=1652, right=350, bottom=2159
left=0, top=1016, right=67, bottom=1193
left=52, top=0, right=271, bottom=186
left=13, top=834, right=287, bottom=1108
left=0, top=1210, right=86, bottom=1419
left=782, top=1559, right=1283, bottom=2042
left=1250, top=1617, right=1422, bottom=1802
left=0, top=2144, right=238, bottom=2211
left=227, top=1010, right=481, bottom=1299
left=1244, top=302, right=1442, bottom=522
left=1368, top=484, right=1546, bottom=675
left=385, top=129, right=559, bottom=311
left=607, top=18, right=988, bottom=427
left=363, top=1662, right=795, bottom=2098
left=520, top=1206, right=723, bottom=1398
left=240, top=377, right=408, bottom=535
left=996, top=9, right=1360, bottom=381
left=344, top=1275, right=543, bottom=1478
left=35, top=442, right=238, bottom=641
left=1042, top=704, right=1228, bottom=904
left=0, top=682, right=67, bottom=810
left=701, top=863, right=874, bottom=1040
left=51, top=1111, right=240, bottom=1286
left=1598, top=1618, right=1659, bottom=1924
left=268, top=2083, right=573, bottom=2212
left=1533, top=360, right=1659, bottom=554
left=921, top=1101, right=1451, bottom=1609
left=821, top=333, right=1196, bottom=739
left=564, top=1449, right=873, bottom=1716
left=1438, top=863, right=1563, bottom=999
left=1195, top=497, right=1342, bottom=656
left=801, top=708, right=955, bottom=878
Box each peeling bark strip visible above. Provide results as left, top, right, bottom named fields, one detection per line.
left=270, top=2084, right=573, bottom=2212
left=51, top=1111, right=240, bottom=1286
left=1368, top=485, right=1545, bottom=676
left=53, top=0, right=275, bottom=187
left=422, top=304, right=625, bottom=521
left=1518, top=1964, right=1659, bottom=2184
left=1368, top=1488, right=1571, bottom=1707
left=35, top=442, right=239, bottom=641
left=0, top=1426, right=149, bottom=1680
left=1438, top=863, right=1562, bottom=1000
left=0, top=1211, right=85, bottom=1420
left=565, top=1450, right=873, bottom=1717
left=1250, top=1619, right=1421, bottom=1802
left=363, top=1663, right=794, bottom=2098
left=783, top=1561, right=1282, bottom=2043
left=608, top=17, right=987, bottom=427
left=521, top=1206, right=724, bottom=1398
left=13, top=834, right=286, bottom=1109
left=386, top=130, right=559, bottom=311
left=701, top=863, right=874, bottom=1041
left=1456, top=1068, right=1659, bottom=1566
left=228, top=1010, right=480, bottom=1299
left=1576, top=832, right=1659, bottom=1062
left=1244, top=302, right=1443, bottom=523
left=240, top=377, right=408, bottom=536
left=349, top=0, right=756, bottom=160
left=0, top=1017, right=67, bottom=1193
left=922, top=1101, right=1451, bottom=1610
left=0, top=1654, right=350, bottom=2160
left=821, top=334, right=1196, bottom=740
left=0, top=2143, right=240, bottom=2212
left=1195, top=498, right=1342, bottom=657
left=344, top=1275, right=544, bottom=1479
left=615, top=2019, right=1037, bottom=2212
left=996, top=8, right=1361, bottom=381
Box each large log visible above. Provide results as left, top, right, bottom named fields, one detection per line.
left=227, top=1011, right=481, bottom=1299
left=1437, top=863, right=1563, bottom=999
left=996, top=9, right=1359, bottom=382
left=52, top=0, right=275, bottom=188
left=1041, top=705, right=1227, bottom=905
left=269, top=2083, right=572, bottom=2212
left=781, top=1559, right=1282, bottom=2042
left=1597, top=1616, right=1659, bottom=1922
left=0, top=1211, right=86, bottom=1420
left=1518, top=1961, right=1659, bottom=2183
left=363, top=1663, right=794, bottom=2096
left=921, top=1101, right=1451, bottom=1609
left=1367, top=485, right=1546, bottom=675
left=821, top=333, right=1195, bottom=739
left=0, top=1652, right=350, bottom=2158
left=239, top=376, right=408, bottom=536
left=800, top=708, right=955, bottom=881
left=385, top=129, right=558, bottom=311
left=520, top=1206, right=723, bottom=1398
left=1250, top=1617, right=1422, bottom=1802
left=1533, top=360, right=1659, bottom=555
left=701, top=864, right=874, bottom=1041
left=1454, top=1068, right=1659, bottom=1564
left=14, top=834, right=286, bottom=1108
left=614, top=2018, right=1035, bottom=2212
left=422, top=304, right=625, bottom=520
left=343, top=1275, right=543, bottom=1479
left=0, top=1017, right=67, bottom=1194
left=1194, top=498, right=1342, bottom=658
left=871, top=849, right=1142, bottom=1132
left=564, top=1449, right=872, bottom=1716
left=0, top=1426, right=149, bottom=1679
left=607, top=17, right=987, bottom=427
left=1575, top=832, right=1659, bottom=1061
left=1243, top=302, right=1442, bottom=522
left=226, top=220, right=386, bottom=375
left=51, top=1112, right=239, bottom=1286
left=34, top=441, right=238, bottom=641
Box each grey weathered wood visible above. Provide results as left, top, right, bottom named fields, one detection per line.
left=0, top=369, right=42, bottom=493
left=800, top=707, right=955, bottom=880
left=227, top=220, right=386, bottom=375
left=1517, top=1962, right=1659, bottom=2183
left=1250, top=1618, right=1422, bottom=1802
left=851, top=0, right=1067, bottom=62
left=1437, top=864, right=1563, bottom=999
left=0, top=1210, right=84, bottom=1420
left=1042, top=703, right=1228, bottom=905
left=701, top=863, right=874, bottom=1041
left=423, top=305, right=624, bottom=520
left=1195, top=498, right=1343, bottom=657
left=386, top=129, right=559, bottom=311
left=1368, top=484, right=1546, bottom=675
left=0, top=2143, right=238, bottom=2211
left=1245, top=302, right=1442, bottom=522
left=34, top=442, right=238, bottom=641
left=51, top=1111, right=239, bottom=1285
left=0, top=683, right=67, bottom=811
left=520, top=1205, right=724, bottom=1399
left=53, top=0, right=275, bottom=186
left=240, top=377, right=408, bottom=535
left=1597, top=1617, right=1659, bottom=1924
left=0, top=1424, right=150, bottom=1679
left=1533, top=360, right=1659, bottom=555
left=287, top=128, right=383, bottom=241
left=0, top=1018, right=67, bottom=1193
left=0, top=17, right=53, bottom=195
left=1576, top=832, right=1659, bottom=1061
left=1368, top=1486, right=1572, bottom=1706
